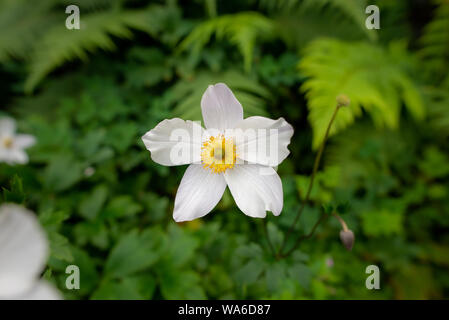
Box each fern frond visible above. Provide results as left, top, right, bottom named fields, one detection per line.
left=178, top=12, right=275, bottom=72
left=0, top=0, right=57, bottom=61
left=24, top=6, right=163, bottom=93
left=167, top=71, right=272, bottom=121
left=299, top=39, right=425, bottom=149
left=56, top=0, right=113, bottom=10
left=419, top=0, right=449, bottom=81
left=258, top=0, right=300, bottom=11
left=423, top=87, right=449, bottom=138
left=304, top=0, right=374, bottom=41
left=260, top=0, right=376, bottom=43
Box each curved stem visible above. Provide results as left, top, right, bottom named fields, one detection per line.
left=280, top=211, right=328, bottom=258
left=262, top=219, right=276, bottom=257
left=332, top=212, right=348, bottom=231
left=279, top=104, right=342, bottom=256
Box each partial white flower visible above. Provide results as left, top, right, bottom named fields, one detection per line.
left=0, top=204, right=61, bottom=300
left=0, top=117, right=36, bottom=165
left=142, top=83, right=294, bottom=222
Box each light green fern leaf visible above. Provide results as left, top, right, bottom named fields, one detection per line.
left=303, top=0, right=375, bottom=41
left=260, top=0, right=376, bottom=43
left=0, top=0, right=56, bottom=61
left=178, top=12, right=275, bottom=72
left=24, top=7, right=160, bottom=93
left=419, top=0, right=449, bottom=80
left=299, top=39, right=425, bottom=149
left=423, top=87, right=449, bottom=137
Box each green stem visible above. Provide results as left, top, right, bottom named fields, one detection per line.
left=280, top=211, right=328, bottom=258
left=262, top=219, right=276, bottom=257
left=332, top=212, right=348, bottom=231
left=279, top=104, right=342, bottom=256
left=205, top=0, right=217, bottom=18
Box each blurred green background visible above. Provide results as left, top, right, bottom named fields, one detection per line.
left=1, top=0, right=449, bottom=299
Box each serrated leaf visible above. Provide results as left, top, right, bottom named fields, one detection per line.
left=48, top=231, right=74, bottom=262
left=2, top=175, right=25, bottom=203
left=105, top=229, right=162, bottom=278
left=43, top=154, right=84, bottom=192
left=102, top=195, right=142, bottom=219
left=78, top=184, right=108, bottom=220
left=300, top=39, right=425, bottom=148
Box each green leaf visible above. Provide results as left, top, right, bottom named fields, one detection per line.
left=77, top=129, right=106, bottom=159
left=43, top=154, right=84, bottom=192
left=300, top=39, right=425, bottom=148
left=102, top=195, right=142, bottom=219
left=91, top=274, right=156, bottom=300
left=73, top=221, right=110, bottom=249
left=295, top=166, right=341, bottom=202
left=25, top=7, right=164, bottom=92
left=265, top=262, right=287, bottom=293
left=234, top=243, right=264, bottom=260
left=42, top=268, right=52, bottom=281
left=161, top=224, right=199, bottom=268
left=78, top=185, right=108, bottom=220
left=2, top=175, right=25, bottom=203
left=287, top=263, right=311, bottom=289
left=105, top=122, right=138, bottom=153
left=91, top=278, right=143, bottom=300
left=141, top=192, right=169, bottom=222
left=179, top=12, right=275, bottom=72
left=269, top=0, right=375, bottom=50
left=48, top=231, right=74, bottom=262
left=418, top=0, right=449, bottom=82
left=0, top=1, right=56, bottom=61
left=267, top=222, right=284, bottom=252
left=392, top=265, right=439, bottom=299
left=69, top=247, right=100, bottom=297
left=159, top=268, right=206, bottom=299
left=234, top=260, right=265, bottom=285
left=39, top=210, right=69, bottom=229
left=418, top=146, right=449, bottom=179
left=361, top=209, right=404, bottom=236
left=105, top=229, right=162, bottom=278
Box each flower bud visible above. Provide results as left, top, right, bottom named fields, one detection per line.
left=336, top=94, right=350, bottom=107
left=339, top=229, right=355, bottom=251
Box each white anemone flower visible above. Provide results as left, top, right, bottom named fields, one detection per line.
left=142, top=83, right=294, bottom=222
left=0, top=204, right=61, bottom=300
left=0, top=117, right=36, bottom=165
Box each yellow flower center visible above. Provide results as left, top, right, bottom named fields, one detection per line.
left=201, top=135, right=236, bottom=173
left=2, top=137, right=13, bottom=149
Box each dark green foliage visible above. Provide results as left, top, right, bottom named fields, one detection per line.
left=1, top=0, right=448, bottom=300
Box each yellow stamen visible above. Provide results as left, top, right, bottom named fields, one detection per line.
left=2, top=137, right=13, bottom=149
left=201, top=134, right=236, bottom=173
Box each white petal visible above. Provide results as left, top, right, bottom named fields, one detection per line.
left=0, top=204, right=48, bottom=298
left=12, top=149, right=29, bottom=164
left=13, top=281, right=62, bottom=300
left=0, top=117, right=16, bottom=136
left=142, top=118, right=204, bottom=166
left=0, top=148, right=29, bottom=165
left=173, top=164, right=227, bottom=222
left=14, top=134, right=36, bottom=149
left=201, top=83, right=243, bottom=130
left=234, top=116, right=294, bottom=166
left=224, top=165, right=283, bottom=218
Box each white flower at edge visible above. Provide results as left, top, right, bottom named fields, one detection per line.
left=0, top=117, right=36, bottom=165
left=0, top=204, right=61, bottom=300
left=142, top=83, right=294, bottom=222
